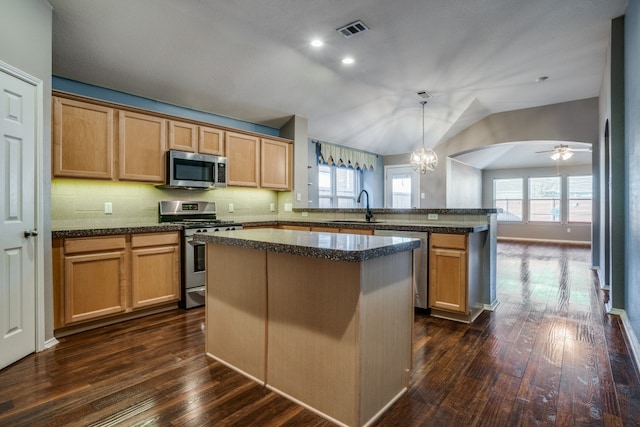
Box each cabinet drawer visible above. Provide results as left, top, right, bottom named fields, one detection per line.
left=430, top=233, right=467, bottom=250
left=64, top=236, right=126, bottom=254
left=131, top=232, right=180, bottom=248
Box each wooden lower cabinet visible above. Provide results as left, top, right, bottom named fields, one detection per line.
left=54, top=231, right=181, bottom=332
left=63, top=236, right=127, bottom=324
left=130, top=233, right=180, bottom=308
left=428, top=232, right=484, bottom=323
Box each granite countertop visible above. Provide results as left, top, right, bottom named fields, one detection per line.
left=193, top=228, right=421, bottom=262
left=51, top=217, right=489, bottom=239
left=244, top=219, right=489, bottom=233
left=51, top=223, right=183, bottom=239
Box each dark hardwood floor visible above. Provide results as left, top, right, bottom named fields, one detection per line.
left=1, top=242, right=639, bottom=426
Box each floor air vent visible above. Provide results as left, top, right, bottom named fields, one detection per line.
left=337, top=20, right=370, bottom=38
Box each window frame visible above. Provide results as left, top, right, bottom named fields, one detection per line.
left=318, top=164, right=361, bottom=208
left=567, top=175, right=592, bottom=224
left=493, top=177, right=524, bottom=223
left=528, top=176, right=562, bottom=223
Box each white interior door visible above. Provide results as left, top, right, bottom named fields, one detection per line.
left=0, top=67, right=37, bottom=370
left=385, top=165, right=420, bottom=208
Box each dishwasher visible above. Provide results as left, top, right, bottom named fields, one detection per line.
left=374, top=229, right=429, bottom=310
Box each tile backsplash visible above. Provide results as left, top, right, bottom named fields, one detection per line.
left=51, top=179, right=282, bottom=229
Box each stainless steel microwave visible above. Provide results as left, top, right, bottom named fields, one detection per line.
left=164, top=150, right=227, bottom=189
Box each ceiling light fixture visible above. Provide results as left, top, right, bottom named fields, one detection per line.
left=310, top=39, right=324, bottom=47
left=341, top=57, right=355, bottom=65
left=410, top=101, right=438, bottom=174
left=551, top=150, right=573, bottom=161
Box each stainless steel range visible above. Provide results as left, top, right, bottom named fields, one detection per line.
left=159, top=200, right=242, bottom=309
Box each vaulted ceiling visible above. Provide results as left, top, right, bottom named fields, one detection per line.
left=50, top=0, right=626, bottom=158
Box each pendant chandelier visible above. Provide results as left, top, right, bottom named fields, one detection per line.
left=410, top=101, right=438, bottom=174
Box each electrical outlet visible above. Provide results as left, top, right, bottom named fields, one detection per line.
left=284, top=203, right=293, bottom=212
left=228, top=203, right=234, bottom=213
left=421, top=193, right=425, bottom=199
left=428, top=213, right=438, bottom=220
left=301, top=211, right=308, bottom=217
left=296, top=193, right=302, bottom=202
left=270, top=203, right=275, bottom=212
left=104, top=202, right=112, bottom=214
left=567, top=227, right=571, bottom=233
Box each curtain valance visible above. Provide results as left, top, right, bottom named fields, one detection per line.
left=317, top=142, right=377, bottom=171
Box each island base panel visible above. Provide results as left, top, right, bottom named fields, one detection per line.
left=267, top=251, right=413, bottom=426
left=206, top=244, right=267, bottom=381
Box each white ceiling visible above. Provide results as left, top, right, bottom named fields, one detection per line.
left=50, top=0, right=626, bottom=163
left=450, top=141, right=592, bottom=170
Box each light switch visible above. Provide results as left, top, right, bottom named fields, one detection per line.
left=228, top=203, right=234, bottom=213
left=270, top=203, right=276, bottom=212
left=104, top=202, right=112, bottom=214
left=428, top=213, right=438, bottom=220
left=296, top=193, right=302, bottom=202
left=284, top=203, right=293, bottom=212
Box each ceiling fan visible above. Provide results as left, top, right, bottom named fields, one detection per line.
left=535, top=144, right=591, bottom=160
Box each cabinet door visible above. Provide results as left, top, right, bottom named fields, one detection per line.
left=261, top=138, right=291, bottom=190
left=429, top=248, right=467, bottom=314
left=168, top=120, right=197, bottom=152
left=64, top=251, right=126, bottom=324
left=199, top=126, right=225, bottom=155
left=52, top=97, right=114, bottom=179
left=130, top=234, right=180, bottom=309
left=226, top=131, right=259, bottom=187
left=119, top=111, right=166, bottom=182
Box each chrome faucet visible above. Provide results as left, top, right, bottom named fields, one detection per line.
left=357, top=189, right=373, bottom=222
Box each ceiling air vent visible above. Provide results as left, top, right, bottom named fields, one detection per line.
left=337, top=20, right=370, bottom=38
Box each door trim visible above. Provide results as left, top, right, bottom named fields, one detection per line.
left=0, top=60, right=48, bottom=352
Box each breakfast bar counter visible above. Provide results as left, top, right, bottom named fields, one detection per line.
left=194, top=229, right=420, bottom=427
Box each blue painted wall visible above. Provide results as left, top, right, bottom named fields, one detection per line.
left=52, top=76, right=279, bottom=137
left=625, top=2, right=640, bottom=347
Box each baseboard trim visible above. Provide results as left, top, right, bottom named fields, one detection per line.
left=611, top=309, right=640, bottom=375
left=483, top=300, right=499, bottom=311
left=43, top=337, right=59, bottom=350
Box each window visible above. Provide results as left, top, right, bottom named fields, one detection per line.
left=384, top=165, right=419, bottom=208
left=318, top=165, right=360, bottom=208
left=494, top=178, right=523, bottom=222
left=529, top=176, right=561, bottom=222
left=568, top=175, right=592, bottom=223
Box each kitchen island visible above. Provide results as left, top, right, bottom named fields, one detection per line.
left=194, top=228, right=420, bottom=427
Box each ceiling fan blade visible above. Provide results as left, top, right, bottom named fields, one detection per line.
left=535, top=149, right=555, bottom=154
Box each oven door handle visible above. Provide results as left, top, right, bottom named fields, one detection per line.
left=187, top=240, right=206, bottom=247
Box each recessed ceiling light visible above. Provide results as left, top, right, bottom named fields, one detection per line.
left=536, top=76, right=549, bottom=83
left=342, top=57, right=355, bottom=65
left=310, top=39, right=324, bottom=48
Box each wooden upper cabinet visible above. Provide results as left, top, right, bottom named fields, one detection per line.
left=52, top=97, right=114, bottom=179
left=168, top=120, right=197, bottom=152
left=261, top=138, right=291, bottom=190
left=226, top=131, right=260, bottom=187
left=118, top=111, right=166, bottom=182
left=199, top=126, right=225, bottom=155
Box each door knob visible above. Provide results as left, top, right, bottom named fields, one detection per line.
left=24, top=229, right=38, bottom=238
